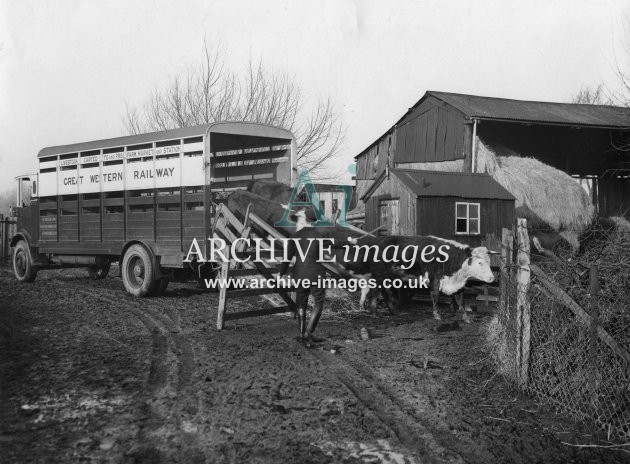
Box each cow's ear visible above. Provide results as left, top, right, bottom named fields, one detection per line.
left=467, top=257, right=473, bottom=266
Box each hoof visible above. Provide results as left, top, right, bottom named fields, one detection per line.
left=433, top=311, right=442, bottom=321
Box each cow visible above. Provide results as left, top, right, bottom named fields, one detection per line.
left=227, top=190, right=292, bottom=228
left=247, top=179, right=293, bottom=204
left=351, top=235, right=496, bottom=323
left=247, top=179, right=318, bottom=221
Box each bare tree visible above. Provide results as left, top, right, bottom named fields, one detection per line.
left=124, top=43, right=344, bottom=179
left=572, top=84, right=612, bottom=105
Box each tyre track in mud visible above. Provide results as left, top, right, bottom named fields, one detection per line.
left=61, top=282, right=200, bottom=460
left=305, top=346, right=465, bottom=464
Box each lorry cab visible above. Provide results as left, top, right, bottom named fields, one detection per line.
left=11, top=174, right=41, bottom=281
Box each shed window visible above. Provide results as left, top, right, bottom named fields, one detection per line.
left=455, top=202, right=480, bottom=235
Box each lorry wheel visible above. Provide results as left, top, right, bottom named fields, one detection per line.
left=122, top=244, right=158, bottom=297
left=87, top=262, right=111, bottom=280
left=13, top=240, right=37, bottom=283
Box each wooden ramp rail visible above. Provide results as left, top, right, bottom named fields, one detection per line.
left=212, top=203, right=299, bottom=330
left=211, top=203, right=376, bottom=330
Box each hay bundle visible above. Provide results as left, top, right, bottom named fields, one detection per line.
left=476, top=139, right=595, bottom=233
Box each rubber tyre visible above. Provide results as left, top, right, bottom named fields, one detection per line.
left=13, top=240, right=37, bottom=283
left=121, top=244, right=159, bottom=297
left=87, top=262, right=111, bottom=280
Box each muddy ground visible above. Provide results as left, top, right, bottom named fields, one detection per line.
left=0, top=265, right=627, bottom=463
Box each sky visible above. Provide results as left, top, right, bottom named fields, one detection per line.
left=1, top=0, right=629, bottom=189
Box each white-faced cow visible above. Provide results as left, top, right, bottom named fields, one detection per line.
left=358, top=235, right=496, bottom=323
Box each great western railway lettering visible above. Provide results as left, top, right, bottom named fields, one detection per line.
left=63, top=172, right=125, bottom=185
left=133, top=167, right=175, bottom=179
left=62, top=168, right=175, bottom=186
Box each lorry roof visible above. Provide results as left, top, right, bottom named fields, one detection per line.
left=38, top=122, right=294, bottom=158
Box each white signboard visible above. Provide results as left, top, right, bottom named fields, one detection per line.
left=38, top=149, right=207, bottom=197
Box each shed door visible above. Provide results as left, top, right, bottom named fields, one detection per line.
left=379, top=199, right=399, bottom=235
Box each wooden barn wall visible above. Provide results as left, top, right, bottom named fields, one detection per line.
left=364, top=174, right=415, bottom=235
left=598, top=177, right=630, bottom=218
left=416, top=197, right=514, bottom=247
left=355, top=131, right=395, bottom=209
left=394, top=97, right=466, bottom=164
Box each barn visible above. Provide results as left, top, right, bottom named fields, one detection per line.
left=353, top=91, right=630, bottom=236
left=362, top=168, right=515, bottom=246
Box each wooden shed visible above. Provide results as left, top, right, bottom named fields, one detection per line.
left=354, top=91, right=630, bottom=222
left=362, top=169, right=515, bottom=246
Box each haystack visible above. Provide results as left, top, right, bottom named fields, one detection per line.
left=476, top=139, right=595, bottom=233
left=397, top=144, right=595, bottom=236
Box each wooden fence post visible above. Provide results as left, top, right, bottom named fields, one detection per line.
left=499, top=228, right=514, bottom=315
left=216, top=261, right=229, bottom=330
left=516, top=218, right=531, bottom=387
left=0, top=217, right=4, bottom=261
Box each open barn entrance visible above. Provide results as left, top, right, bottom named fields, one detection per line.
left=477, top=121, right=630, bottom=217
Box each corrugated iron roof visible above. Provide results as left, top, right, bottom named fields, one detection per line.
left=430, top=91, right=630, bottom=128
left=392, top=169, right=515, bottom=200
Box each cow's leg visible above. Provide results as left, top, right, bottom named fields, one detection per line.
left=454, top=291, right=472, bottom=324
left=382, top=288, right=400, bottom=315
left=295, top=288, right=309, bottom=339
left=359, top=284, right=371, bottom=311
left=398, top=287, right=410, bottom=309
left=365, top=283, right=380, bottom=314
left=305, top=286, right=326, bottom=343
left=367, top=289, right=379, bottom=314
left=431, top=279, right=441, bottom=320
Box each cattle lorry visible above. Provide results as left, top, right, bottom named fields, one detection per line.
left=10, top=122, right=297, bottom=296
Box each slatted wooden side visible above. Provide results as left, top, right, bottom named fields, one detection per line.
left=156, top=190, right=182, bottom=249
left=39, top=197, right=58, bottom=242
left=182, top=188, right=205, bottom=250
left=103, top=194, right=124, bottom=242
left=127, top=192, right=154, bottom=241
left=80, top=196, right=101, bottom=241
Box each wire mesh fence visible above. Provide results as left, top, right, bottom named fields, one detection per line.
left=487, top=219, right=630, bottom=443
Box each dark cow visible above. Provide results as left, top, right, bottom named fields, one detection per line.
left=247, top=179, right=293, bottom=204
left=354, top=235, right=496, bottom=323
left=247, top=179, right=318, bottom=221
left=227, top=190, right=292, bottom=229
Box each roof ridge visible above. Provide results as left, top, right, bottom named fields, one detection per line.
left=428, top=90, right=630, bottom=110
